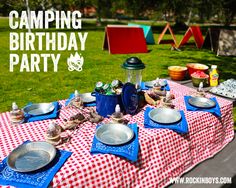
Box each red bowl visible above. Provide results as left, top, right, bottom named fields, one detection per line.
left=186, top=63, right=209, bottom=76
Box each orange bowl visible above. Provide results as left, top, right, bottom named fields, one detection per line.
left=186, top=63, right=209, bottom=76
left=168, top=66, right=187, bottom=81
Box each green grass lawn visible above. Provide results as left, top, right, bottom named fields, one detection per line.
left=0, top=18, right=235, bottom=125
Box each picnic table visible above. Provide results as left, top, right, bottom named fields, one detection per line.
left=0, top=81, right=234, bottom=188
left=166, top=77, right=236, bottom=107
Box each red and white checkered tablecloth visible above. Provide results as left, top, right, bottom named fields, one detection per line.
left=0, top=81, right=234, bottom=188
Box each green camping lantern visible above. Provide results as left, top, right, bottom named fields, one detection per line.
left=122, top=57, right=145, bottom=89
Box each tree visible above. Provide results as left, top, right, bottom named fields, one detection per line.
left=221, top=0, right=236, bottom=26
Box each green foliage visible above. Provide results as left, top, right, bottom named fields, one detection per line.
left=0, top=0, right=235, bottom=25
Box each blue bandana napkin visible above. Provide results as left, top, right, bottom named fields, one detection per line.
left=144, top=107, right=189, bottom=134
left=24, top=102, right=61, bottom=123
left=65, top=93, right=96, bottom=107
left=184, top=96, right=221, bottom=117
left=141, top=80, right=170, bottom=91
left=91, top=123, right=139, bottom=162
left=0, top=141, right=72, bottom=188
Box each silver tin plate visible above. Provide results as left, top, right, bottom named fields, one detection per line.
left=23, top=103, right=55, bottom=116
left=79, top=93, right=96, bottom=103
left=158, top=80, right=167, bottom=87
left=95, top=123, right=134, bottom=146
left=145, top=80, right=156, bottom=88
left=7, top=141, right=56, bottom=172
left=188, top=97, right=216, bottom=108
left=148, top=108, right=182, bottom=124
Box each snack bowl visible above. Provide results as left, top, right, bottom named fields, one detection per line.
left=191, top=71, right=209, bottom=87
left=186, top=63, right=209, bottom=76
left=168, top=66, right=187, bottom=81
left=191, top=77, right=208, bottom=87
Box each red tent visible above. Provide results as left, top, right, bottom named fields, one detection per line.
left=103, top=25, right=148, bottom=54
left=178, top=26, right=204, bottom=49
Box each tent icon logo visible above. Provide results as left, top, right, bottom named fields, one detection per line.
left=67, top=52, right=84, bottom=72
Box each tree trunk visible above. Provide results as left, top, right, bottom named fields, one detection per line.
left=224, top=11, right=236, bottom=26
left=96, top=0, right=102, bottom=26
left=25, top=0, right=31, bottom=32
left=186, top=9, right=192, bottom=26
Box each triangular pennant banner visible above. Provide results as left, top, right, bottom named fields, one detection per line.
left=103, top=25, right=148, bottom=54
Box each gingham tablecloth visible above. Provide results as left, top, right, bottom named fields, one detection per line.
left=0, top=81, right=234, bottom=188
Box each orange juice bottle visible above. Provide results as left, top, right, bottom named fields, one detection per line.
left=209, top=65, right=219, bottom=87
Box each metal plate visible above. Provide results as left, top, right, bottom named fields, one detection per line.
left=95, top=123, right=134, bottom=145
left=7, top=141, right=56, bottom=172
left=188, top=97, right=216, bottom=108
left=148, top=108, right=182, bottom=124
left=79, top=93, right=96, bottom=103
left=159, top=80, right=167, bottom=87
left=145, top=80, right=156, bottom=88
left=23, top=103, right=55, bottom=116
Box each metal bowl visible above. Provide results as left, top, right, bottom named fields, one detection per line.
left=95, top=123, right=134, bottom=145
left=7, top=141, right=56, bottom=172
left=188, top=97, right=216, bottom=108
left=79, top=93, right=96, bottom=103
left=145, top=80, right=156, bottom=88
left=23, top=103, right=55, bottom=116
left=159, top=80, right=167, bottom=87
left=148, top=108, right=182, bottom=124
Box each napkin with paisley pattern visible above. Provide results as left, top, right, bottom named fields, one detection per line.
left=144, top=107, right=189, bottom=134
left=184, top=96, right=221, bottom=117
left=0, top=141, right=72, bottom=188
left=91, top=123, right=139, bottom=162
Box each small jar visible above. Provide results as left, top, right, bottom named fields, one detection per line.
left=45, top=122, right=61, bottom=145
left=10, top=102, right=24, bottom=124
left=110, top=104, right=124, bottom=124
